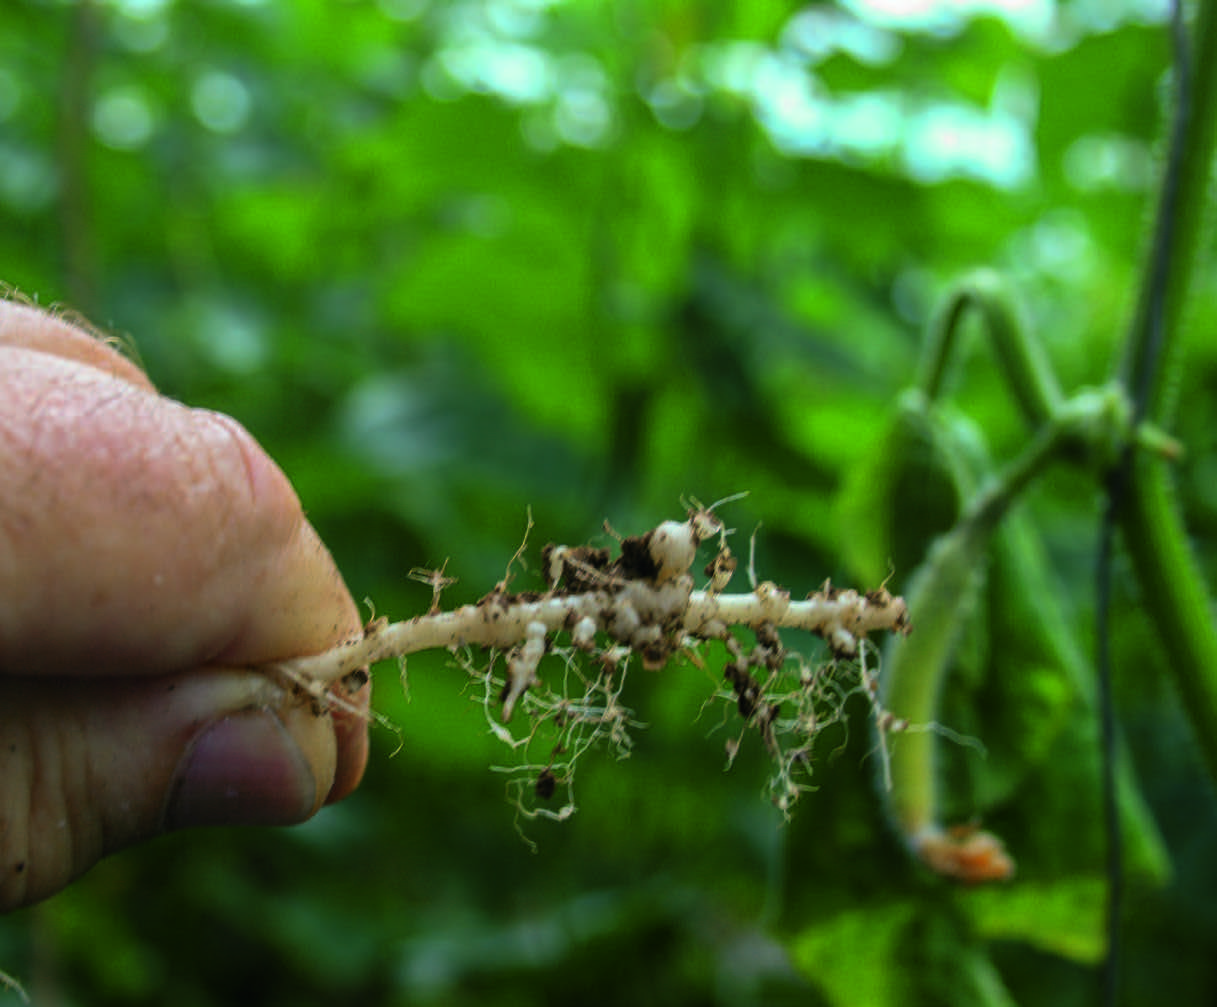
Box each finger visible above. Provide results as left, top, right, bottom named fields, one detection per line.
left=0, top=297, right=153, bottom=390
left=0, top=668, right=337, bottom=911
left=0, top=342, right=370, bottom=788
left=0, top=342, right=359, bottom=674
left=0, top=300, right=373, bottom=905
left=325, top=672, right=372, bottom=804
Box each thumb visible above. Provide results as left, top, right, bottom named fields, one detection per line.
left=0, top=667, right=349, bottom=911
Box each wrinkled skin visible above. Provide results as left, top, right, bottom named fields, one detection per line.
left=0, top=298, right=368, bottom=911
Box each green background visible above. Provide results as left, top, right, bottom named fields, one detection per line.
left=2, top=1, right=1216, bottom=1004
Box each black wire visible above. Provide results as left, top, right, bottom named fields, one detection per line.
left=1095, top=474, right=1124, bottom=1007
left=1096, top=4, right=1191, bottom=1005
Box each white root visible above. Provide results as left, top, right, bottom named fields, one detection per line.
left=271, top=578, right=908, bottom=688
left=262, top=508, right=910, bottom=821
left=502, top=620, right=547, bottom=722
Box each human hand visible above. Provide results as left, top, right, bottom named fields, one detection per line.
left=0, top=297, right=369, bottom=911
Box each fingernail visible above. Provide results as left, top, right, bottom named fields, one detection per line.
left=164, top=709, right=318, bottom=831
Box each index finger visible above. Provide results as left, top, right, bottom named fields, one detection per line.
left=0, top=297, right=363, bottom=675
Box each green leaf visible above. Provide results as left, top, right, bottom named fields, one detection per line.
left=791, top=903, right=917, bottom=1007
left=964, top=877, right=1107, bottom=965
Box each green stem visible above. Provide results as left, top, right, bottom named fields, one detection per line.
left=884, top=388, right=1132, bottom=841
left=919, top=269, right=1063, bottom=429
left=1117, top=3, right=1217, bottom=786
left=1121, top=465, right=1217, bottom=781
left=883, top=411, right=1081, bottom=837
left=1125, top=3, right=1217, bottom=428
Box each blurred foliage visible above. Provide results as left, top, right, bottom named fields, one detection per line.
left=3, top=0, right=1217, bottom=1004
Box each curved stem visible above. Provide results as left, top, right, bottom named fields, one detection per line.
left=882, top=415, right=1073, bottom=853
left=881, top=389, right=1128, bottom=880
left=919, top=269, right=1063, bottom=429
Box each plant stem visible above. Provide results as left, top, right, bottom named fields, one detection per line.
left=918, top=269, right=1063, bottom=429
left=1123, top=3, right=1217, bottom=429
left=1116, top=1, right=1217, bottom=786
left=1097, top=8, right=1215, bottom=1000
left=880, top=389, right=1128, bottom=880
left=882, top=418, right=1070, bottom=828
